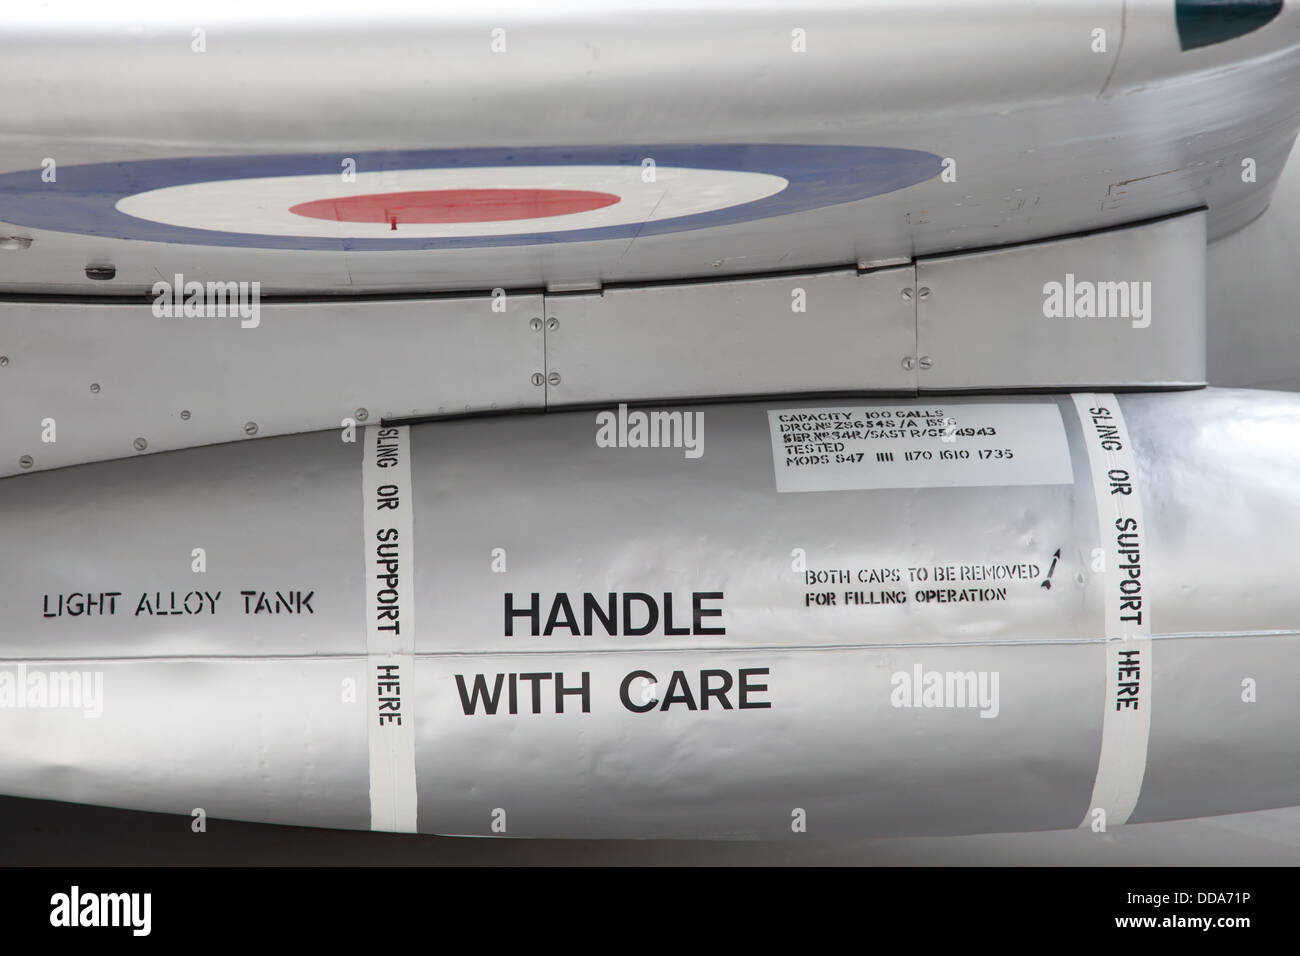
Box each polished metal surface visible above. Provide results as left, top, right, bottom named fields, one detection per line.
left=0, top=1, right=1297, bottom=294
left=1, top=388, right=1296, bottom=837
left=0, top=208, right=1212, bottom=478
left=543, top=267, right=914, bottom=405
left=1, top=10, right=1297, bottom=858
left=915, top=210, right=1207, bottom=391
left=0, top=293, right=543, bottom=477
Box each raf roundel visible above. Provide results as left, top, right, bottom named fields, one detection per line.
left=0, top=145, right=943, bottom=251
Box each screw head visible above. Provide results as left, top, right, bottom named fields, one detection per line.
left=917, top=287, right=931, bottom=300
left=900, top=288, right=914, bottom=301
left=0, top=356, right=8, bottom=367
left=529, top=317, right=542, bottom=331
left=84, top=263, right=116, bottom=281
left=19, top=455, right=33, bottom=469
left=546, top=317, right=559, bottom=331
left=89, top=383, right=100, bottom=393
left=244, top=421, right=259, bottom=436
left=531, top=372, right=545, bottom=387
left=180, top=409, right=191, bottom=421
left=901, top=356, right=916, bottom=371
left=133, top=437, right=148, bottom=452
left=547, top=371, right=561, bottom=386
left=918, top=355, right=933, bottom=370
left=355, top=407, right=369, bottom=422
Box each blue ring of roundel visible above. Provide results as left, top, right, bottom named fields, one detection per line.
left=0, top=144, right=944, bottom=252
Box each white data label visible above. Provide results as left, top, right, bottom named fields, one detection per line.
left=767, top=403, right=1073, bottom=492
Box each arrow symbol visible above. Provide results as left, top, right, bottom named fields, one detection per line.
left=1041, top=548, right=1061, bottom=589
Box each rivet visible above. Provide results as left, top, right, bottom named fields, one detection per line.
left=0, top=236, right=33, bottom=251
left=244, top=421, right=259, bottom=436
left=531, top=373, right=544, bottom=387
left=901, top=288, right=914, bottom=301
left=85, top=263, right=116, bottom=281
left=355, top=407, right=369, bottom=422
left=89, top=383, right=100, bottom=393
left=180, top=410, right=191, bottom=421
left=546, top=317, right=559, bottom=331
left=0, top=356, right=8, bottom=367
left=917, top=287, right=931, bottom=300
left=918, top=355, right=933, bottom=370
left=901, top=356, right=916, bottom=371
left=529, top=317, right=542, bottom=331
left=19, top=455, right=33, bottom=469
left=133, top=437, right=148, bottom=452
left=547, top=371, right=561, bottom=386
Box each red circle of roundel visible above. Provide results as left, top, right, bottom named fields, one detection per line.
left=288, top=188, right=621, bottom=225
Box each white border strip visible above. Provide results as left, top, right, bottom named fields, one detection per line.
left=1072, top=394, right=1152, bottom=828
left=362, top=424, right=418, bottom=832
